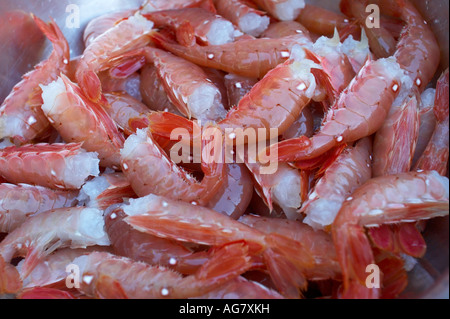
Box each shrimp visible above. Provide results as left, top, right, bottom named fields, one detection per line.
left=261, top=20, right=311, bottom=39
left=0, top=15, right=69, bottom=145
left=142, top=48, right=227, bottom=121
left=251, top=0, right=305, bottom=21
left=75, top=12, right=154, bottom=103
left=120, top=129, right=226, bottom=206
left=40, top=74, right=125, bottom=168
left=207, top=163, right=254, bottom=220
left=372, top=92, right=419, bottom=177
left=122, top=194, right=316, bottom=297
left=332, top=171, right=449, bottom=298
left=0, top=143, right=99, bottom=190
left=214, top=0, right=270, bottom=37
left=150, top=32, right=312, bottom=78
left=72, top=244, right=251, bottom=299
left=301, top=137, right=373, bottom=231
left=219, top=45, right=321, bottom=139
left=0, top=207, right=110, bottom=279
left=193, top=276, right=283, bottom=299
left=271, top=0, right=440, bottom=162
left=139, top=64, right=180, bottom=114
left=296, top=4, right=360, bottom=39
left=20, top=247, right=110, bottom=289
left=0, top=183, right=78, bottom=233
left=105, top=206, right=210, bottom=275
left=103, top=92, right=151, bottom=137
left=270, top=57, right=404, bottom=162
left=380, top=0, right=440, bottom=92
left=371, top=83, right=431, bottom=258
left=414, top=69, right=449, bottom=175
left=412, top=88, right=437, bottom=166
left=83, top=10, right=135, bottom=47
left=144, top=8, right=243, bottom=46
left=239, top=215, right=341, bottom=281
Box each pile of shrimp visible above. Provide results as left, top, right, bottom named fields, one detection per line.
left=0, top=0, right=448, bottom=299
